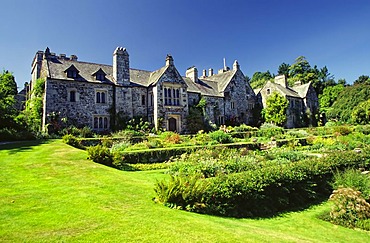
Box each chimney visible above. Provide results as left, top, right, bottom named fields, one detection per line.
left=274, top=75, right=287, bottom=88
left=166, top=54, right=174, bottom=66
left=202, top=69, right=207, bottom=78
left=233, top=60, right=240, bottom=71
left=113, top=47, right=130, bottom=85
left=186, top=67, right=198, bottom=83
left=209, top=68, right=213, bottom=76
left=70, top=55, right=78, bottom=61
left=59, top=54, right=66, bottom=59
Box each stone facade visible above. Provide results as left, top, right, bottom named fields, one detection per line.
left=29, top=47, right=316, bottom=133
left=256, top=75, right=319, bottom=128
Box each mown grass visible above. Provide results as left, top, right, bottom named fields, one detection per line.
left=0, top=140, right=369, bottom=242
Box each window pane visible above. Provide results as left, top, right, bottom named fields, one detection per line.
left=94, top=117, right=98, bottom=128
left=99, top=117, right=103, bottom=128
left=103, top=117, right=108, bottom=129
left=101, top=92, right=106, bottom=103
left=70, top=91, right=76, bottom=102
left=96, top=92, right=101, bottom=103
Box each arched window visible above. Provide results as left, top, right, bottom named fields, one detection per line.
left=94, top=117, right=98, bottom=128
left=99, top=117, right=103, bottom=128
left=96, top=92, right=101, bottom=103
left=103, top=117, right=108, bottom=129
left=101, top=92, right=106, bottom=103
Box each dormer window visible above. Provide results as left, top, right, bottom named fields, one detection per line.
left=64, top=65, right=79, bottom=79
left=92, top=68, right=106, bottom=81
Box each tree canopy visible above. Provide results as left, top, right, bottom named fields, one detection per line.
left=262, top=92, right=288, bottom=126
left=0, top=70, right=18, bottom=129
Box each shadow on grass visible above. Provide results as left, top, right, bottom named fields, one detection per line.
left=0, top=139, right=51, bottom=155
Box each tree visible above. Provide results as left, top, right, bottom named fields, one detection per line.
left=262, top=92, right=288, bottom=126
left=277, top=62, right=290, bottom=77
left=0, top=70, right=18, bottom=128
left=351, top=100, right=370, bottom=124
left=354, top=75, right=370, bottom=85
left=319, top=84, right=345, bottom=113
left=250, top=71, right=273, bottom=89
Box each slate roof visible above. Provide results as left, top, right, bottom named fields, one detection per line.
left=45, top=56, right=237, bottom=97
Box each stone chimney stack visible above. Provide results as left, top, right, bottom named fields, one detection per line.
left=186, top=67, right=198, bottom=83
left=209, top=68, right=214, bottom=76
left=70, top=55, right=78, bottom=61
left=166, top=54, right=174, bottom=66
left=202, top=69, right=207, bottom=78
left=113, top=47, right=130, bottom=86
left=275, top=74, right=287, bottom=88
left=233, top=60, right=240, bottom=71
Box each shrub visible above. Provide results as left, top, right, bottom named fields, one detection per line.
left=208, top=130, right=233, bottom=144
left=62, top=134, right=84, bottom=149
left=258, top=123, right=284, bottom=139
left=159, top=131, right=182, bottom=144
left=333, top=125, right=353, bottom=136
left=87, top=145, right=113, bottom=166
left=154, top=149, right=370, bottom=217
left=329, top=187, right=370, bottom=229
left=331, top=169, right=370, bottom=199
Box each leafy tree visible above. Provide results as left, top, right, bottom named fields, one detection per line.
left=0, top=70, right=18, bottom=128
left=23, top=78, right=45, bottom=132
left=250, top=71, right=273, bottom=89
left=327, top=84, right=370, bottom=123
left=277, top=62, right=290, bottom=77
left=262, top=92, right=288, bottom=126
left=354, top=75, right=370, bottom=85
left=351, top=100, right=370, bottom=124
left=319, top=84, right=345, bottom=113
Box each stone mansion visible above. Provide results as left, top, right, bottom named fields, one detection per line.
left=30, top=47, right=318, bottom=133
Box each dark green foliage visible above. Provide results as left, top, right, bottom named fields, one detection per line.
left=87, top=144, right=113, bottom=166
left=154, top=149, right=370, bottom=218
left=208, top=130, right=233, bottom=144
left=0, top=128, right=35, bottom=141
left=354, top=75, right=370, bottom=85
left=186, top=106, right=205, bottom=133
left=0, top=70, right=18, bottom=129
left=250, top=71, right=273, bottom=89
left=327, top=84, right=370, bottom=123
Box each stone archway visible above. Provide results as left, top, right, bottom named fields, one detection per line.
left=168, top=117, right=177, bottom=132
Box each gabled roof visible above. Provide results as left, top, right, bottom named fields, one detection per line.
left=201, top=70, right=237, bottom=92
left=48, top=59, right=114, bottom=83
left=183, top=77, right=222, bottom=97
left=292, top=82, right=312, bottom=98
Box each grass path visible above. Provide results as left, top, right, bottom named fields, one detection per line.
left=0, top=140, right=369, bottom=242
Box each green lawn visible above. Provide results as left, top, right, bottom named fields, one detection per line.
left=0, top=140, right=369, bottom=242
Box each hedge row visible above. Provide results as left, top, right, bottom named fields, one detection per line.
left=154, top=149, right=370, bottom=218
left=113, top=142, right=261, bottom=166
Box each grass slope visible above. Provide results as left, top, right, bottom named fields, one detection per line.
left=0, top=140, right=369, bottom=242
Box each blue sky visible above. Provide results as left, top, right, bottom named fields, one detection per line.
left=1, top=0, right=370, bottom=90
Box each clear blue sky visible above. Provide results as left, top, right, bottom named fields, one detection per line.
left=1, top=0, right=370, bottom=90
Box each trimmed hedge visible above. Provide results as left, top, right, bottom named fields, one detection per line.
left=155, top=149, right=370, bottom=218
left=113, top=142, right=261, bottom=166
